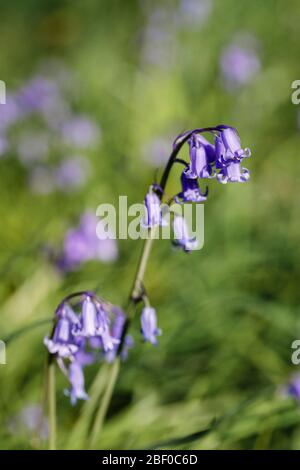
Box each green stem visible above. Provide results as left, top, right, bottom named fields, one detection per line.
left=89, top=358, right=120, bottom=448
left=48, top=360, right=57, bottom=450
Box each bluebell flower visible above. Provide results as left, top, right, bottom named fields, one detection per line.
left=176, top=171, right=208, bottom=202
left=143, top=189, right=167, bottom=228
left=186, top=134, right=216, bottom=179
left=44, top=305, right=79, bottom=358
left=215, top=127, right=251, bottom=164
left=104, top=307, right=133, bottom=362
left=217, top=161, right=250, bottom=184
left=72, top=296, right=118, bottom=352
left=172, top=215, right=198, bottom=252
left=68, top=361, right=88, bottom=406
left=141, top=306, right=161, bottom=345
left=215, top=127, right=251, bottom=184
left=285, top=375, right=300, bottom=402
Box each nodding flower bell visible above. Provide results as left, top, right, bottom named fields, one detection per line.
left=217, top=161, right=250, bottom=184
left=176, top=171, right=208, bottom=203
left=172, top=214, right=198, bottom=252
left=143, top=188, right=166, bottom=228
left=44, top=305, right=79, bottom=358
left=141, top=306, right=161, bottom=345
left=68, top=361, right=88, bottom=405
left=186, top=134, right=216, bottom=179
left=215, top=127, right=251, bottom=165
left=72, top=296, right=99, bottom=338
left=72, top=296, right=118, bottom=352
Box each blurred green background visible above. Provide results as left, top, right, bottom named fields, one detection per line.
left=1, top=0, right=300, bottom=450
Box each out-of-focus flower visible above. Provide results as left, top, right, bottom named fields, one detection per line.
left=220, top=37, right=261, bottom=89
left=284, top=375, right=300, bottom=403
left=173, top=214, right=198, bottom=252
left=0, top=94, right=21, bottom=131
left=176, top=171, right=208, bottom=202
left=59, top=211, right=118, bottom=271
left=17, top=76, right=60, bottom=114
left=54, top=156, right=89, bottom=191
left=142, top=137, right=170, bottom=167
left=105, top=307, right=133, bottom=362
left=67, top=361, right=89, bottom=406
left=7, top=404, right=48, bottom=441
left=141, top=7, right=177, bottom=68
left=186, top=134, right=215, bottom=179
left=61, top=115, right=100, bottom=148
left=72, top=296, right=118, bottom=352
left=141, top=306, right=161, bottom=345
left=44, top=304, right=79, bottom=358
left=177, top=0, right=213, bottom=28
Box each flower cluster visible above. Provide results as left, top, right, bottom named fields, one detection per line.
left=0, top=63, right=100, bottom=194
left=143, top=126, right=251, bottom=252
left=44, top=292, right=130, bottom=404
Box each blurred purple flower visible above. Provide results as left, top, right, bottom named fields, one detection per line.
left=141, top=306, right=161, bottom=345
left=61, top=116, right=100, bottom=148
left=173, top=214, right=198, bottom=252
left=284, top=375, right=300, bottom=402
left=44, top=304, right=79, bottom=358
left=59, top=211, right=118, bottom=271
left=0, top=93, right=22, bottom=132
left=67, top=361, right=88, bottom=405
left=54, top=156, right=90, bottom=191
left=17, top=76, right=60, bottom=114
left=220, top=38, right=261, bottom=89
left=7, top=404, right=48, bottom=441
left=142, top=137, right=170, bottom=167
left=177, top=0, right=213, bottom=28
left=105, top=307, right=133, bottom=362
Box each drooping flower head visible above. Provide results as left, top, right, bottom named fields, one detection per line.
left=172, top=214, right=198, bottom=252
left=143, top=186, right=166, bottom=228
left=186, top=134, right=216, bottom=179
left=44, top=291, right=123, bottom=404
left=215, top=127, right=251, bottom=184
left=215, top=127, right=251, bottom=165
left=141, top=306, right=161, bottom=345
left=67, top=361, right=89, bottom=406
left=44, top=304, right=79, bottom=358
left=176, top=170, right=208, bottom=203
